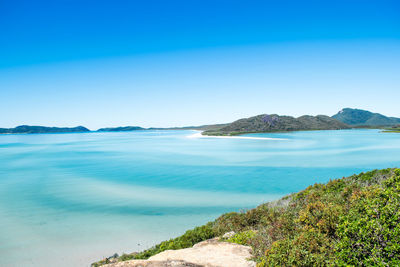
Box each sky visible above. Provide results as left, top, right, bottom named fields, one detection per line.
left=0, top=0, right=399, bottom=129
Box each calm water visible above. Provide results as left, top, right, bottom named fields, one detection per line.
left=0, top=129, right=399, bottom=266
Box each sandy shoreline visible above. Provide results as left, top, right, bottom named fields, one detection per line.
left=187, top=131, right=287, bottom=140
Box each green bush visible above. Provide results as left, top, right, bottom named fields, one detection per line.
left=335, top=173, right=400, bottom=266
left=261, top=229, right=334, bottom=266
left=118, top=253, right=135, bottom=261
left=134, top=222, right=216, bottom=259
left=227, top=230, right=257, bottom=245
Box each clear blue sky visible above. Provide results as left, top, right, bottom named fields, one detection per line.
left=1, top=0, right=399, bottom=129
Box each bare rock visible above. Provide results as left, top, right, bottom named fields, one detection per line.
left=222, top=231, right=235, bottom=239
left=104, top=239, right=255, bottom=267
left=103, top=260, right=201, bottom=267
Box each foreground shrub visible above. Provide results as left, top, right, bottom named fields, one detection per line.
left=226, top=230, right=257, bottom=245
left=335, top=170, right=400, bottom=266
left=134, top=222, right=216, bottom=259
left=261, top=229, right=333, bottom=266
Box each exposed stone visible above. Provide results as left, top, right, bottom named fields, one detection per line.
left=103, top=239, right=256, bottom=267
left=222, top=231, right=235, bottom=239
left=103, top=260, right=201, bottom=267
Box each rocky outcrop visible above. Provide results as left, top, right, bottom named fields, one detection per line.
left=103, top=238, right=256, bottom=267
left=103, top=260, right=201, bottom=267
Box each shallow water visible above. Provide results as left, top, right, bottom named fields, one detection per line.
left=0, top=129, right=399, bottom=266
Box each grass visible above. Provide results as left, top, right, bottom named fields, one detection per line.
left=382, top=130, right=400, bottom=133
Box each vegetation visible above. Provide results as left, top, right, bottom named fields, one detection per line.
left=226, top=230, right=257, bottom=245
left=203, top=114, right=349, bottom=136
left=0, top=125, right=90, bottom=134
left=384, top=130, right=400, bottom=133
left=96, top=124, right=228, bottom=132
left=92, top=223, right=215, bottom=266
left=382, top=125, right=400, bottom=133
left=332, top=108, right=400, bottom=126
left=93, top=168, right=400, bottom=266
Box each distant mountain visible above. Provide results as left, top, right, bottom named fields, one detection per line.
left=203, top=114, right=349, bottom=136
left=97, top=124, right=228, bottom=132
left=148, top=126, right=203, bottom=130
left=97, top=126, right=145, bottom=132
left=0, top=125, right=90, bottom=134
left=332, top=108, right=400, bottom=126
left=149, top=124, right=228, bottom=131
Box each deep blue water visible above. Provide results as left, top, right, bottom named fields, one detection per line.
left=0, top=129, right=399, bottom=266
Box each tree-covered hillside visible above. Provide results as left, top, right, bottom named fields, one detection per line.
left=94, top=168, right=400, bottom=266
left=0, top=125, right=90, bottom=134
left=332, top=108, right=400, bottom=126
left=203, top=114, right=349, bottom=136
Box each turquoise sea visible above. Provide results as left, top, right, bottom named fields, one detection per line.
left=1, top=129, right=400, bottom=266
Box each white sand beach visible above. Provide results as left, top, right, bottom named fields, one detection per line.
left=187, top=131, right=287, bottom=140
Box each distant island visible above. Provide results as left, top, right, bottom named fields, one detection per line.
left=201, top=108, right=400, bottom=136
left=97, top=126, right=145, bottom=132
left=202, top=114, right=349, bottom=136
left=332, top=108, right=400, bottom=126
left=97, top=125, right=217, bottom=132
left=0, top=125, right=90, bottom=134
left=1, top=108, right=399, bottom=135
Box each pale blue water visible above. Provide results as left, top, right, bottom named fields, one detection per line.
left=0, top=129, right=399, bottom=266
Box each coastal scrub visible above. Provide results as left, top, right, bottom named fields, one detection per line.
left=93, top=168, right=400, bottom=266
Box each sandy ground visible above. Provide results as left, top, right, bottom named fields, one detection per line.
left=104, top=238, right=256, bottom=267
left=187, top=131, right=286, bottom=140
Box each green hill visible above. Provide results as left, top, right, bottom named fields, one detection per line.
left=97, top=124, right=228, bottom=132
left=332, top=108, right=400, bottom=126
left=94, top=168, right=400, bottom=266
left=0, top=125, right=90, bottom=134
left=203, top=114, right=349, bottom=136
